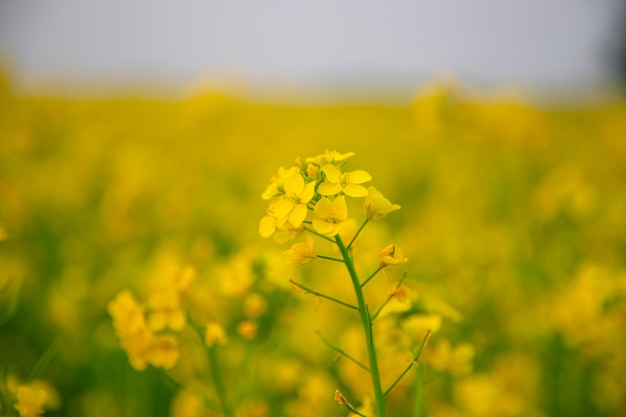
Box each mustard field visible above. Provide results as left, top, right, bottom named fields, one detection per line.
left=1, top=77, right=626, bottom=417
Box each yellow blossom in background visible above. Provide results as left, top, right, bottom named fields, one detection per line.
left=146, top=291, right=186, bottom=332
left=312, top=196, right=348, bottom=236
left=283, top=236, right=316, bottom=265
left=387, top=281, right=417, bottom=304
left=15, top=385, right=46, bottom=417
left=0, top=225, right=7, bottom=241
left=237, top=320, right=258, bottom=340
left=243, top=293, right=268, bottom=318
left=363, top=186, right=401, bottom=220
left=13, top=380, right=60, bottom=417
left=379, top=244, right=408, bottom=268
left=107, top=290, right=147, bottom=336
left=428, top=339, right=475, bottom=377
left=205, top=321, right=228, bottom=347
left=318, top=164, right=372, bottom=197
left=148, top=334, right=180, bottom=369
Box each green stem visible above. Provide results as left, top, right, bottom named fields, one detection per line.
left=304, top=226, right=336, bottom=243
left=317, top=332, right=370, bottom=372
left=347, top=219, right=369, bottom=250
left=384, top=329, right=431, bottom=396
left=371, top=272, right=408, bottom=321
left=361, top=266, right=383, bottom=288
left=189, top=320, right=234, bottom=417
left=207, top=345, right=234, bottom=417
left=317, top=254, right=345, bottom=263
left=414, top=364, right=424, bottom=417
left=289, top=280, right=358, bottom=311
left=336, top=235, right=387, bottom=417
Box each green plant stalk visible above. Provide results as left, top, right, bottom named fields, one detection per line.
left=336, top=235, right=387, bottom=417
left=414, top=364, right=424, bottom=417
left=207, top=345, right=234, bottom=417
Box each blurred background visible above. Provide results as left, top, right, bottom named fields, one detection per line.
left=1, top=2, right=626, bottom=417
left=1, top=0, right=625, bottom=99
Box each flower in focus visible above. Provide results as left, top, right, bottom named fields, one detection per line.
left=261, top=166, right=300, bottom=200
left=305, top=150, right=355, bottom=166
left=283, top=236, right=316, bottom=265
left=280, top=171, right=316, bottom=227
left=363, top=186, right=401, bottom=220
left=318, top=164, right=372, bottom=197
left=312, top=196, right=348, bottom=236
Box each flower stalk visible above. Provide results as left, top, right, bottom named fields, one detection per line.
left=336, top=235, right=387, bottom=417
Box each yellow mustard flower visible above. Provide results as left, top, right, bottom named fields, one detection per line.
left=305, top=150, right=355, bottom=166
left=243, top=293, right=268, bottom=318
left=379, top=244, right=408, bottom=268
left=363, top=186, right=401, bottom=220
left=108, top=290, right=147, bottom=336
left=237, top=320, right=258, bottom=340
left=205, top=321, right=228, bottom=347
left=146, top=291, right=186, bottom=332
left=14, top=385, right=46, bottom=417
left=259, top=199, right=292, bottom=237
left=280, top=171, right=316, bottom=226
left=317, top=164, right=372, bottom=197
left=0, top=225, right=7, bottom=241
left=147, top=334, right=180, bottom=369
left=312, top=196, right=348, bottom=236
left=428, top=339, right=475, bottom=377
left=261, top=166, right=300, bottom=200
left=283, top=236, right=316, bottom=265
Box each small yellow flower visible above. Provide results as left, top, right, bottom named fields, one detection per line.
left=379, top=244, right=408, bottom=268
left=148, top=334, right=180, bottom=369
left=318, top=164, right=372, bottom=197
left=387, top=281, right=417, bottom=303
left=205, top=321, right=228, bottom=347
left=280, top=171, right=316, bottom=227
left=312, top=196, right=348, bottom=236
left=259, top=199, right=291, bottom=237
left=283, top=236, right=316, bottom=265
left=0, top=225, right=8, bottom=241
left=146, top=291, right=186, bottom=332
left=14, top=385, right=46, bottom=417
left=237, top=320, right=258, bottom=340
left=305, top=150, right=355, bottom=166
left=261, top=166, right=300, bottom=200
left=363, top=186, right=401, bottom=220
left=243, top=293, right=268, bottom=318
left=108, top=290, right=147, bottom=336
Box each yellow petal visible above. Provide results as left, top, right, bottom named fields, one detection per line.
left=343, top=184, right=369, bottom=197
left=321, top=164, right=340, bottom=182
left=288, top=203, right=308, bottom=227
left=317, top=181, right=342, bottom=196
left=348, top=170, right=372, bottom=184
left=283, top=172, right=305, bottom=196
left=312, top=219, right=333, bottom=235
left=333, top=196, right=348, bottom=220
left=301, top=181, right=316, bottom=202
left=259, top=216, right=277, bottom=237
left=314, top=198, right=333, bottom=218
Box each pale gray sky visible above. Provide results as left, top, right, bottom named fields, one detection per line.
left=0, top=0, right=623, bottom=94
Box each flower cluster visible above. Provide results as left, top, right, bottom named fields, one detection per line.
left=260, top=150, right=400, bottom=246
left=107, top=264, right=194, bottom=370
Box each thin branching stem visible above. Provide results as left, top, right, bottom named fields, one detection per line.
left=317, top=254, right=345, bottom=263
left=360, top=266, right=383, bottom=288
left=317, top=332, right=370, bottom=372
left=289, top=280, right=358, bottom=311
left=384, top=329, right=432, bottom=396
left=371, top=272, right=408, bottom=321
left=347, top=218, right=369, bottom=250
left=336, top=235, right=387, bottom=417
left=304, top=226, right=336, bottom=243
